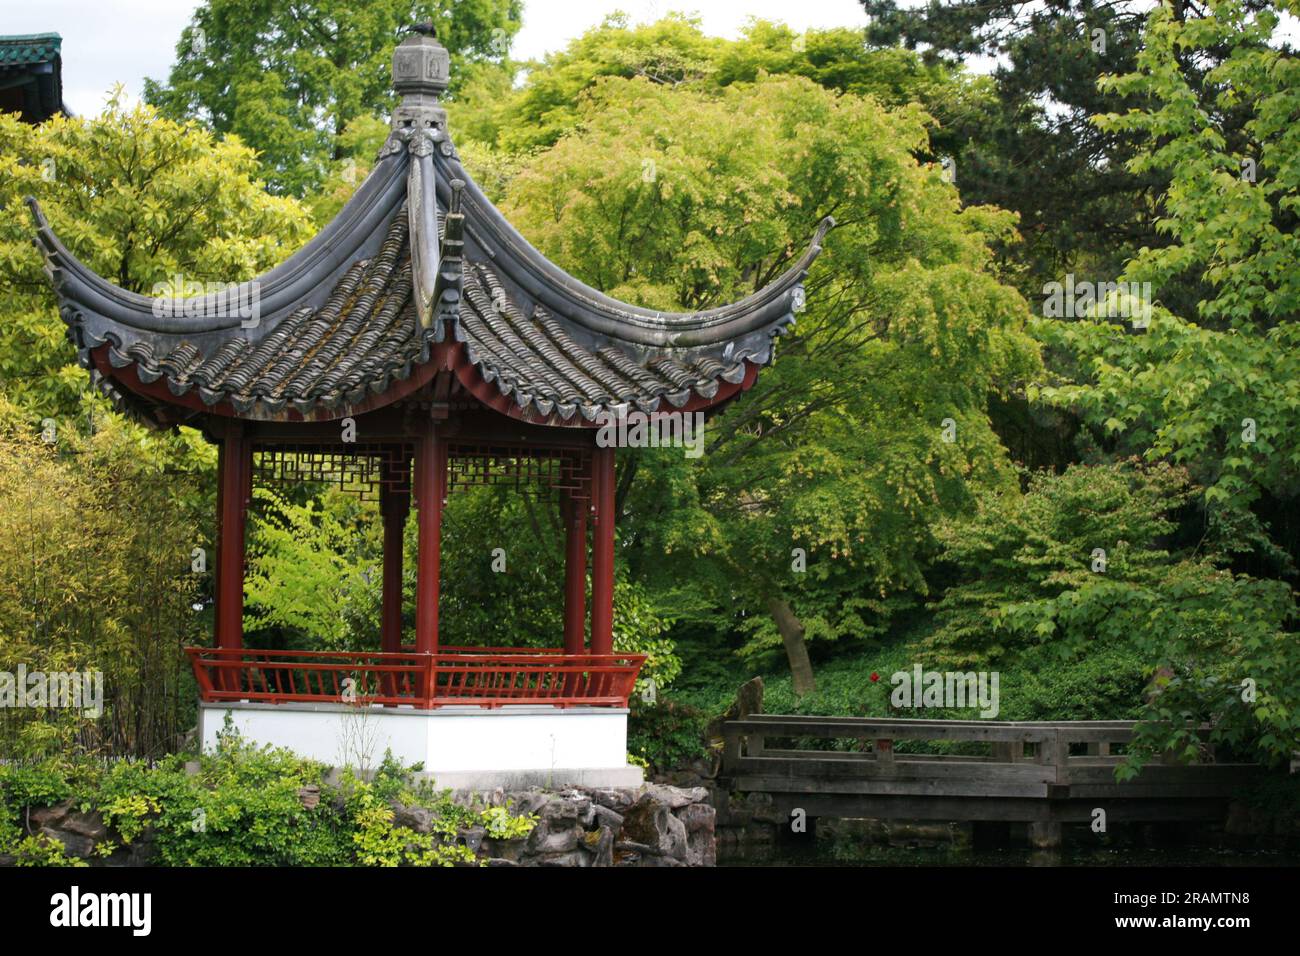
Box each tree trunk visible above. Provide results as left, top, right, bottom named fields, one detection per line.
left=767, top=597, right=815, bottom=697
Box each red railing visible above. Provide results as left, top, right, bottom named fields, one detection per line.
left=184, top=647, right=646, bottom=709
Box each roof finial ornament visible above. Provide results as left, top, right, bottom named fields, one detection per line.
left=388, top=18, right=449, bottom=136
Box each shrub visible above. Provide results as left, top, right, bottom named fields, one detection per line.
left=627, top=699, right=709, bottom=771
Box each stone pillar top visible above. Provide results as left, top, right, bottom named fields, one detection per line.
left=391, top=22, right=450, bottom=132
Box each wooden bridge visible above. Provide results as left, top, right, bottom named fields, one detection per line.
left=717, top=715, right=1264, bottom=847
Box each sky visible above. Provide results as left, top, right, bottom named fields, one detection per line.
left=2, top=0, right=874, bottom=117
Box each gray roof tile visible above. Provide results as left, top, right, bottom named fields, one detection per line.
left=29, top=126, right=830, bottom=425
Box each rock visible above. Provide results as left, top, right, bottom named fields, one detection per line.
left=559, top=787, right=591, bottom=805
left=540, top=796, right=584, bottom=824
left=29, top=800, right=73, bottom=829
left=393, top=805, right=433, bottom=833
left=643, top=783, right=708, bottom=810
left=674, top=802, right=715, bottom=833
left=639, top=854, right=687, bottom=867
left=613, top=841, right=647, bottom=865
left=590, top=788, right=639, bottom=811
left=538, top=850, right=590, bottom=867
left=508, top=791, right=550, bottom=817
left=589, top=804, right=624, bottom=831
left=62, top=810, right=110, bottom=842
left=622, top=795, right=687, bottom=859
left=677, top=804, right=718, bottom=866
left=724, top=795, right=753, bottom=826
left=40, top=828, right=94, bottom=859
left=706, top=676, right=764, bottom=740
left=127, top=833, right=158, bottom=867
left=1227, top=800, right=1300, bottom=837
left=656, top=770, right=707, bottom=789
left=685, top=831, right=716, bottom=867
left=676, top=806, right=717, bottom=832
left=885, top=823, right=959, bottom=846
left=481, top=837, right=527, bottom=863
left=532, top=826, right=579, bottom=854
left=93, top=844, right=137, bottom=868
left=458, top=825, right=486, bottom=854
left=11, top=782, right=717, bottom=869
left=584, top=826, right=614, bottom=867
left=688, top=756, right=716, bottom=779
left=662, top=815, right=688, bottom=860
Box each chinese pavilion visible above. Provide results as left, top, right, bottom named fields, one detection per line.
left=1, top=33, right=65, bottom=124
left=30, top=25, right=829, bottom=787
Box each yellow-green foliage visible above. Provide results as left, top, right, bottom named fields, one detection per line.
left=100, top=792, right=162, bottom=845
left=9, top=833, right=88, bottom=867
left=0, top=93, right=312, bottom=417
left=479, top=804, right=537, bottom=840
left=348, top=787, right=477, bottom=868
left=0, top=397, right=208, bottom=758
left=0, top=737, right=533, bottom=867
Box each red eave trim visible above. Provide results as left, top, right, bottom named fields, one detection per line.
left=89, top=343, right=451, bottom=423
left=90, top=341, right=761, bottom=427
left=447, top=343, right=759, bottom=427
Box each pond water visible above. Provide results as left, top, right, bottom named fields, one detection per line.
left=719, top=830, right=1300, bottom=867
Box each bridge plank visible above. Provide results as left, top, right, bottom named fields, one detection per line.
left=725, top=719, right=1053, bottom=743
left=718, top=715, right=1256, bottom=828
left=731, top=774, right=1052, bottom=799
left=757, top=794, right=1230, bottom=823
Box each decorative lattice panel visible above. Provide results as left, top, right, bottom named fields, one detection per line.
left=252, top=443, right=414, bottom=502
left=446, top=443, right=591, bottom=500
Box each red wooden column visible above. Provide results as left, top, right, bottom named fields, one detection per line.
left=562, top=488, right=587, bottom=655
left=414, top=426, right=445, bottom=661
left=379, top=457, right=410, bottom=655
left=589, top=446, right=616, bottom=656
left=215, top=421, right=250, bottom=655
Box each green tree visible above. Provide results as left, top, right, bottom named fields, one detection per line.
left=438, top=484, right=679, bottom=693
left=926, top=461, right=1300, bottom=767
left=0, top=93, right=312, bottom=756
left=1020, top=0, right=1300, bottom=765
left=244, top=488, right=383, bottom=651
left=1036, top=0, right=1300, bottom=571
left=458, top=15, right=992, bottom=159
left=144, top=0, right=523, bottom=196
left=0, top=396, right=211, bottom=759
left=0, top=93, right=312, bottom=418
left=861, top=0, right=1271, bottom=306
left=499, top=72, right=1040, bottom=692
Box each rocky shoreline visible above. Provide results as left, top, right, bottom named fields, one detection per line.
left=452, top=782, right=717, bottom=867
left=4, top=781, right=718, bottom=868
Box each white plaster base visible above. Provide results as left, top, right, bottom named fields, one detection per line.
left=198, top=701, right=643, bottom=789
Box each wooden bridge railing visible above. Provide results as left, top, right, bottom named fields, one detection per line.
left=719, top=715, right=1254, bottom=799
left=717, top=715, right=1264, bottom=838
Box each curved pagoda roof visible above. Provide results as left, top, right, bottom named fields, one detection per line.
left=30, top=26, right=830, bottom=428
